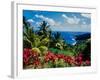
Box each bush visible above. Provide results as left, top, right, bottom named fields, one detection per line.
left=39, top=46, right=48, bottom=56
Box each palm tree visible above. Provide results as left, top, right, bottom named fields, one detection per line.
left=23, top=16, right=32, bottom=48
left=23, top=16, right=41, bottom=48
left=38, top=21, right=51, bottom=39
left=50, top=32, right=65, bottom=50
left=37, top=21, right=52, bottom=47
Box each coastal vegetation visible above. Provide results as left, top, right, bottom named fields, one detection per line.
left=23, top=16, right=91, bottom=69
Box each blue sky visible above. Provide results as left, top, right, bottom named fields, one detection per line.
left=23, top=10, right=91, bottom=32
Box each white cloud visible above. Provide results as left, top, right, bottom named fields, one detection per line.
left=62, top=14, right=80, bottom=25
left=27, top=19, right=34, bottom=23
left=34, top=14, right=90, bottom=32
left=51, top=25, right=90, bottom=32
left=35, top=14, right=60, bottom=26
left=82, top=21, right=87, bottom=25
left=81, top=13, right=91, bottom=18
left=36, top=22, right=41, bottom=26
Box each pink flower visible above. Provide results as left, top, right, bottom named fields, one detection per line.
left=57, top=54, right=65, bottom=59
left=85, top=60, right=91, bottom=66
left=23, top=48, right=31, bottom=65
left=74, top=53, right=84, bottom=66
left=64, top=56, right=74, bottom=64
left=33, top=60, right=41, bottom=66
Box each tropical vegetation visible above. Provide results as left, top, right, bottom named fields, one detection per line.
left=23, top=16, right=91, bottom=69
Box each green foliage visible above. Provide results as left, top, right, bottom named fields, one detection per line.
left=23, top=16, right=91, bottom=69
left=49, top=48, right=74, bottom=56
left=44, top=59, right=71, bottom=68
left=81, top=40, right=91, bottom=61
left=54, top=59, right=66, bottom=67
left=38, top=21, right=52, bottom=39
left=71, top=40, right=89, bottom=56
left=23, top=18, right=51, bottom=49
left=39, top=46, right=48, bottom=56
left=40, top=38, right=50, bottom=47
left=50, top=32, right=66, bottom=50
left=32, top=48, right=41, bottom=54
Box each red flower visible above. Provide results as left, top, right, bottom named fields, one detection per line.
left=57, top=54, right=65, bottom=59
left=33, top=60, right=41, bottom=66
left=44, top=51, right=58, bottom=62
left=74, top=53, right=83, bottom=66
left=23, top=48, right=31, bottom=65
left=64, top=56, right=74, bottom=64
left=31, top=50, right=39, bottom=57
left=45, top=56, right=50, bottom=62
left=85, top=60, right=91, bottom=66
left=23, top=48, right=40, bottom=66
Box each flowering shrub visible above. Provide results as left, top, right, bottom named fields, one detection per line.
left=23, top=19, right=91, bottom=69
left=23, top=48, right=31, bottom=66
left=74, top=53, right=83, bottom=66
left=23, top=48, right=91, bottom=69
left=23, top=48, right=41, bottom=69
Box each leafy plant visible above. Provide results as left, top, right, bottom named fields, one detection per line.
left=38, top=21, right=52, bottom=39
left=39, top=46, right=48, bottom=56
left=50, top=32, right=65, bottom=50
left=23, top=16, right=91, bottom=69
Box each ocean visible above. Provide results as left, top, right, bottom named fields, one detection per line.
left=52, top=31, right=91, bottom=45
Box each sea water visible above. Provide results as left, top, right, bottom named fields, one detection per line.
left=52, top=31, right=90, bottom=45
